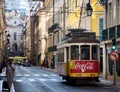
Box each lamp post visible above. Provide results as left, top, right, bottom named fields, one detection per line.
left=86, top=0, right=93, bottom=16
left=4, top=33, right=10, bottom=60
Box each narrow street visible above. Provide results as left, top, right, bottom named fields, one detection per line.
left=9, top=65, right=120, bottom=92
left=0, top=0, right=120, bottom=92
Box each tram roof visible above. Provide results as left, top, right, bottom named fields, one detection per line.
left=69, top=37, right=100, bottom=43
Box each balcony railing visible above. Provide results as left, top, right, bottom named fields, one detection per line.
left=117, top=25, right=120, bottom=38
left=102, top=25, right=120, bottom=41
left=102, top=29, right=108, bottom=40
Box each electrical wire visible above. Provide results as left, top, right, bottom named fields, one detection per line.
left=78, top=0, right=84, bottom=28
left=92, top=0, right=99, bottom=7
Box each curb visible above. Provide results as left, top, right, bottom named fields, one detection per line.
left=100, top=79, right=120, bottom=89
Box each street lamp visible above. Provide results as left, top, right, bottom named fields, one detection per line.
left=86, top=0, right=93, bottom=16
left=4, top=33, right=11, bottom=60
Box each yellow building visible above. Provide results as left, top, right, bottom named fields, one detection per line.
left=67, top=0, right=103, bottom=40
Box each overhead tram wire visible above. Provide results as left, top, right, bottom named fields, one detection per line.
left=8, top=35, right=43, bottom=36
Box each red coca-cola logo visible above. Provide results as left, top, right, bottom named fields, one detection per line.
left=75, top=62, right=94, bottom=72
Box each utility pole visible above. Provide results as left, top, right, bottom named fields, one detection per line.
left=105, top=0, right=108, bottom=80
left=52, top=0, right=55, bottom=45
left=63, top=0, right=66, bottom=36
left=53, top=0, right=55, bottom=25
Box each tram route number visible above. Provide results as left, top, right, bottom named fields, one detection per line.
left=110, top=51, right=119, bottom=61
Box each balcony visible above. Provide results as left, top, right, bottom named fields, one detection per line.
left=102, top=25, right=120, bottom=41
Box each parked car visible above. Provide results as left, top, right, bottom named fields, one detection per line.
left=23, top=61, right=31, bottom=67
left=18, top=61, right=22, bottom=65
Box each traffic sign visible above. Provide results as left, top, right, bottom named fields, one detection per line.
left=110, top=51, right=119, bottom=61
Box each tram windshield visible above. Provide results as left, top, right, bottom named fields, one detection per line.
left=71, top=45, right=79, bottom=60
left=80, top=45, right=98, bottom=60
left=92, top=45, right=98, bottom=60
left=81, top=45, right=90, bottom=60
left=70, top=45, right=98, bottom=60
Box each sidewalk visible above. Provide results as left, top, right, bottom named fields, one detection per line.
left=100, top=78, right=120, bottom=89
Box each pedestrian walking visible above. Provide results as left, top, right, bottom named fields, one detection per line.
left=6, top=59, right=15, bottom=91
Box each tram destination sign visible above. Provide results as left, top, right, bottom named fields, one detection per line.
left=70, top=32, right=95, bottom=38
left=68, top=29, right=96, bottom=38
left=78, top=32, right=95, bottom=38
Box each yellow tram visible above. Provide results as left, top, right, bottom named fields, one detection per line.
left=57, top=30, right=100, bottom=82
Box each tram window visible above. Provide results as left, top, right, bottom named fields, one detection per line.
left=66, top=47, right=69, bottom=61
left=92, top=45, right=98, bottom=60
left=81, top=45, right=90, bottom=60
left=57, top=49, right=64, bottom=62
left=58, top=53, right=64, bottom=62
left=71, top=45, right=79, bottom=60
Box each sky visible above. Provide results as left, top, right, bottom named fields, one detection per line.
left=5, top=0, right=30, bottom=18
left=4, top=0, right=40, bottom=27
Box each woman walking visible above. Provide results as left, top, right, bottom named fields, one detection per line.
left=6, top=59, right=15, bottom=91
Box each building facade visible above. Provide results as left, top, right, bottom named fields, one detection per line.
left=102, top=0, right=120, bottom=81
left=27, top=0, right=47, bottom=66
left=0, top=0, right=6, bottom=63
left=44, top=0, right=104, bottom=69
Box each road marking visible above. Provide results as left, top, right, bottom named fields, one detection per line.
left=28, top=78, right=36, bottom=82
left=33, top=74, right=40, bottom=76
left=16, top=79, right=23, bottom=82
left=0, top=80, right=3, bottom=91
left=43, top=74, right=49, bottom=76
left=50, top=74, right=58, bottom=76
left=11, top=83, right=15, bottom=92
left=50, top=79, right=59, bottom=81
left=38, top=78, right=59, bottom=82
left=40, top=81, right=57, bottom=92
left=38, top=79, right=46, bottom=81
